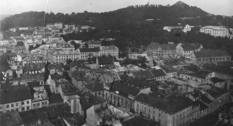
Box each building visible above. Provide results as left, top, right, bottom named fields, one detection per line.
left=200, top=26, right=230, bottom=38
left=14, top=41, right=28, bottom=54
left=54, top=22, right=63, bottom=29
left=161, top=65, right=178, bottom=78
left=147, top=42, right=177, bottom=57
left=100, top=45, right=119, bottom=58
left=48, top=43, right=80, bottom=63
left=28, top=82, right=49, bottom=110
left=134, top=93, right=193, bottom=126
left=150, top=69, right=167, bottom=81
left=191, top=49, right=231, bottom=64
left=0, top=84, right=32, bottom=113
left=88, top=40, right=101, bottom=48
left=176, top=43, right=203, bottom=58
left=80, top=47, right=100, bottom=60
left=128, top=51, right=148, bottom=60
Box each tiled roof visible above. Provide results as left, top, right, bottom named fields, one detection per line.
left=150, top=69, right=166, bottom=77
left=50, top=73, right=64, bottom=80
left=160, top=44, right=177, bottom=50
left=194, top=49, right=230, bottom=58
left=181, top=43, right=201, bottom=51
left=0, top=85, right=32, bottom=104
left=80, top=47, right=100, bottom=52
left=111, top=81, right=140, bottom=96
left=49, top=94, right=63, bottom=104
left=23, top=63, right=45, bottom=72
left=135, top=93, right=193, bottom=114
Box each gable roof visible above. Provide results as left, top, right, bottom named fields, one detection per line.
left=161, top=65, right=177, bottom=73
left=181, top=43, right=201, bottom=51
left=0, top=111, right=23, bottom=126
left=131, top=70, right=155, bottom=80
left=80, top=47, right=100, bottom=52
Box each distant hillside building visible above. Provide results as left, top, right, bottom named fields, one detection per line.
left=200, top=26, right=230, bottom=38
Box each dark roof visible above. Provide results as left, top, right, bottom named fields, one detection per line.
left=80, top=47, right=100, bottom=52
left=210, top=77, right=225, bottom=83
left=85, top=79, right=104, bottom=92
left=80, top=93, right=105, bottom=110
left=98, top=57, right=113, bottom=65
left=49, top=94, right=63, bottom=104
left=28, top=81, right=41, bottom=87
left=47, top=64, right=63, bottom=71
left=16, top=41, right=25, bottom=46
left=161, top=65, right=177, bottom=73
left=135, top=93, right=193, bottom=114
left=131, top=70, right=155, bottom=80
left=147, top=42, right=160, bottom=50
left=0, top=111, right=23, bottom=126
left=150, top=69, right=166, bottom=77
left=111, top=81, right=140, bottom=96
left=63, top=113, right=86, bottom=126
left=181, top=43, right=202, bottom=51
left=205, top=87, right=228, bottom=98
left=50, top=74, right=63, bottom=80
left=194, top=49, right=230, bottom=58
left=195, top=90, right=212, bottom=104
left=122, top=116, right=159, bottom=126
left=0, top=85, right=32, bottom=104
left=160, top=44, right=177, bottom=50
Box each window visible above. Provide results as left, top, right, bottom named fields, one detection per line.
left=11, top=104, right=14, bottom=107
left=27, top=106, right=30, bottom=110
left=27, top=101, right=29, bottom=104
left=22, top=107, right=25, bottom=111
left=6, top=105, right=9, bottom=108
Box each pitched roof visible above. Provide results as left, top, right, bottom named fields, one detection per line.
left=160, top=44, right=177, bottom=50
left=205, top=87, right=228, bottom=98
left=147, top=42, right=160, bottom=50
left=194, top=49, right=230, bottom=58
left=210, top=77, right=225, bottom=83
left=0, top=85, right=32, bottom=104
left=85, top=79, right=104, bottom=92
left=111, top=81, right=140, bottom=96
left=150, top=69, right=166, bottom=77
left=98, top=56, right=113, bottom=65
left=79, top=93, right=105, bottom=110
left=161, top=65, right=177, bottom=73
left=135, top=93, right=193, bottom=114
left=131, top=70, right=155, bottom=80
left=80, top=47, right=100, bottom=52
left=181, top=43, right=201, bottom=51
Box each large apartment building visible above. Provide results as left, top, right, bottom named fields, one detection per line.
left=200, top=26, right=230, bottom=38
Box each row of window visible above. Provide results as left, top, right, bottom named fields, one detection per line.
left=197, top=57, right=231, bottom=61
left=6, top=101, right=30, bottom=108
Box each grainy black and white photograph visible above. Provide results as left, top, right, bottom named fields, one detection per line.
left=0, top=0, right=233, bottom=126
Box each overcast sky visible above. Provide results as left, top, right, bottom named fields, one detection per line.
left=0, top=0, right=233, bottom=16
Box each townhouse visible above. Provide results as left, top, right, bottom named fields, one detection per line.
left=0, top=84, right=32, bottom=113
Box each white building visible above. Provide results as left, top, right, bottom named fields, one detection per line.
left=200, top=26, right=230, bottom=38
left=100, top=45, right=119, bottom=58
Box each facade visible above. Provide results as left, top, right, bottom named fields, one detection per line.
left=190, top=49, right=231, bottom=64
left=147, top=42, right=177, bottom=57
left=80, top=47, right=100, bottom=60
left=100, top=45, right=119, bottom=58
left=128, top=51, right=148, bottom=60
left=48, top=43, right=80, bottom=63
left=0, top=85, right=32, bottom=113
left=176, top=43, right=203, bottom=58
left=135, top=94, right=193, bottom=126
left=54, top=22, right=63, bottom=29
left=200, top=26, right=230, bottom=38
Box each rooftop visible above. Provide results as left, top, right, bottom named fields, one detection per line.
left=80, top=47, right=100, bottom=52
left=194, top=49, right=230, bottom=58
left=135, top=93, right=193, bottom=114
left=122, top=116, right=159, bottom=126
left=0, top=111, right=23, bottom=126
left=150, top=69, right=167, bottom=77
left=131, top=70, right=154, bottom=80
left=160, top=65, right=177, bottom=73
left=0, top=85, right=32, bottom=104
left=80, top=93, right=105, bottom=110
left=111, top=81, right=140, bottom=97
left=181, top=43, right=202, bottom=51
left=205, top=87, right=228, bottom=98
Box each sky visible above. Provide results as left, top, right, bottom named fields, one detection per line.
left=0, top=0, right=233, bottom=16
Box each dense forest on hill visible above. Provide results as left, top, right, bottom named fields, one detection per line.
left=1, top=1, right=233, bottom=55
